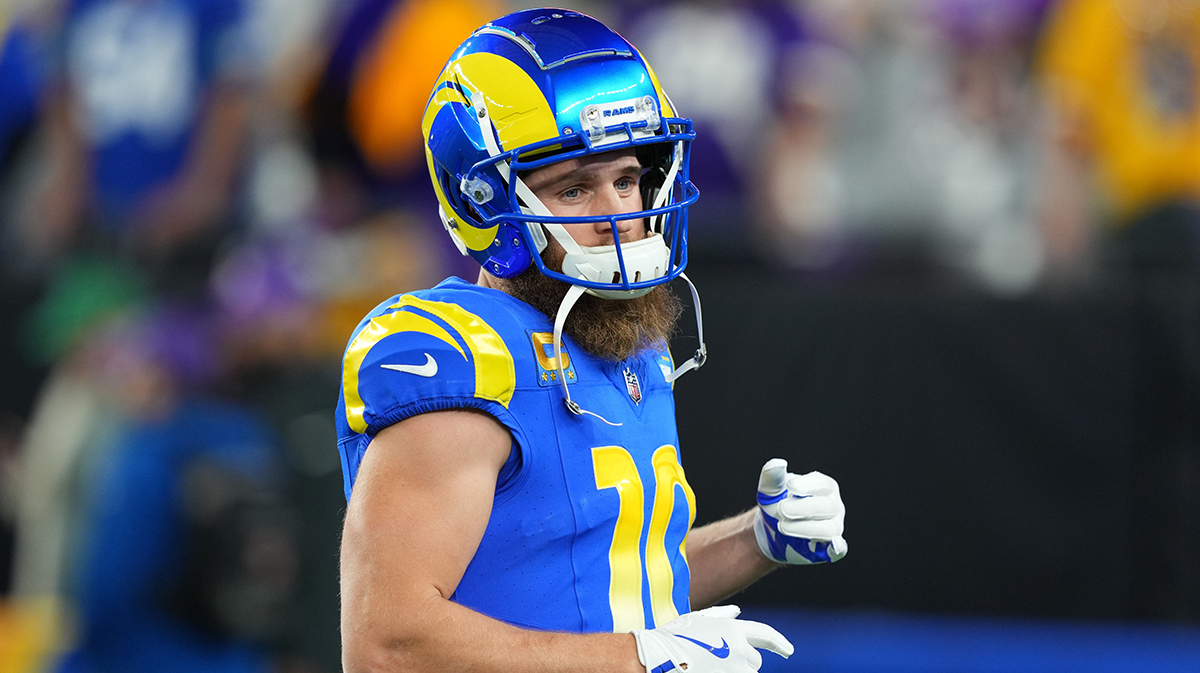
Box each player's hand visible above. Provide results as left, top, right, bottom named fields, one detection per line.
left=633, top=605, right=792, bottom=673
left=753, top=458, right=847, bottom=565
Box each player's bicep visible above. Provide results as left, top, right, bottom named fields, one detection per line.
left=340, top=409, right=512, bottom=614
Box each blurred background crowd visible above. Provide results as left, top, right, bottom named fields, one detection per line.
left=1, top=0, right=1200, bottom=671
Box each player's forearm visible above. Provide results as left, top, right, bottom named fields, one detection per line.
left=341, top=593, right=644, bottom=673
left=686, top=509, right=779, bottom=608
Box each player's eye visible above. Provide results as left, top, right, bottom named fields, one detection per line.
left=615, top=177, right=636, bottom=191
left=561, top=187, right=582, bottom=200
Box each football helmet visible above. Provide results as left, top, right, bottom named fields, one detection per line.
left=421, top=8, right=706, bottom=420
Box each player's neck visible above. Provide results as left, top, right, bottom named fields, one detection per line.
left=477, top=268, right=504, bottom=292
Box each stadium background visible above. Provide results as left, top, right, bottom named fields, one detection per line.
left=2, top=0, right=1200, bottom=671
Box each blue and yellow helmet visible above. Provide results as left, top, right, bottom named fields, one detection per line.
left=421, top=8, right=698, bottom=298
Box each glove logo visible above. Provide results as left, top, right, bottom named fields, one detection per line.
left=672, top=635, right=731, bottom=659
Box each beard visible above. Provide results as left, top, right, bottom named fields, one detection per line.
left=496, top=241, right=683, bottom=363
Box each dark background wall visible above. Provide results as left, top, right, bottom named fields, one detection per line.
left=671, top=267, right=1200, bottom=623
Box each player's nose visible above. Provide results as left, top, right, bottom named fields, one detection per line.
left=590, top=189, right=640, bottom=241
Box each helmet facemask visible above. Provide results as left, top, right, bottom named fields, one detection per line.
left=454, top=86, right=698, bottom=300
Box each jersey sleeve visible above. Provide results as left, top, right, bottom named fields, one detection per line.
left=340, top=293, right=518, bottom=438
left=336, top=292, right=525, bottom=501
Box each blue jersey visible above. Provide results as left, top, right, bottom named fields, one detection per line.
left=336, top=277, right=696, bottom=633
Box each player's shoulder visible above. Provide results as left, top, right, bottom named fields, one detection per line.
left=339, top=277, right=543, bottom=436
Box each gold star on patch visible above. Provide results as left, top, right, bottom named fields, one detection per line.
left=550, top=372, right=557, bottom=381
left=567, top=371, right=575, bottom=380
left=541, top=373, right=548, bottom=382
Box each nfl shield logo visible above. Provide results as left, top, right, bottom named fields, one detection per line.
left=623, top=367, right=642, bottom=405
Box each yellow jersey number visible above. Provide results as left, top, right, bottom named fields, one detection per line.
left=592, top=445, right=697, bottom=632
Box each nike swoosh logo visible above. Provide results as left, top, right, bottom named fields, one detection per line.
left=381, top=353, right=438, bottom=377
left=673, top=635, right=730, bottom=659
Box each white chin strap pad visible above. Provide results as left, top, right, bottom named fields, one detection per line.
left=562, top=234, right=670, bottom=299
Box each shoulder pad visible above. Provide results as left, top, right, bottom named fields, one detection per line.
left=341, top=293, right=517, bottom=435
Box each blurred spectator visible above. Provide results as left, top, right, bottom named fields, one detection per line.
left=757, top=0, right=949, bottom=275
left=8, top=256, right=147, bottom=609
left=342, top=0, right=501, bottom=181
left=0, top=10, right=56, bottom=563
left=238, top=0, right=334, bottom=240
left=23, top=0, right=254, bottom=291
left=1036, top=0, right=1200, bottom=283
left=244, top=0, right=334, bottom=117
left=753, top=32, right=859, bottom=274
left=303, top=0, right=502, bottom=284
left=924, top=0, right=1052, bottom=292
left=309, top=0, right=499, bottom=189
left=751, top=0, right=1051, bottom=289
left=12, top=302, right=320, bottom=673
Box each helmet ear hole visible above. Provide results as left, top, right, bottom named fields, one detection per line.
left=640, top=167, right=667, bottom=210
left=636, top=143, right=672, bottom=209
left=440, top=171, right=488, bottom=225
left=635, top=143, right=671, bottom=169
left=440, top=172, right=468, bottom=214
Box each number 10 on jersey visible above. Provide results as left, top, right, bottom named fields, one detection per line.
left=592, top=445, right=697, bottom=632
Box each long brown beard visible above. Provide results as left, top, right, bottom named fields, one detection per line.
left=497, top=243, right=683, bottom=362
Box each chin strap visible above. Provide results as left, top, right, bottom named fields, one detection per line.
left=649, top=143, right=684, bottom=234
left=551, top=274, right=708, bottom=423
left=665, top=272, right=707, bottom=383
left=553, top=284, right=622, bottom=426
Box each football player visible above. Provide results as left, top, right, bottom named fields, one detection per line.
left=336, top=9, right=847, bottom=673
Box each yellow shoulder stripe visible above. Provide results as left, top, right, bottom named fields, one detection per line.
left=399, top=296, right=515, bottom=407
left=343, top=309, right=463, bottom=434
left=342, top=295, right=516, bottom=434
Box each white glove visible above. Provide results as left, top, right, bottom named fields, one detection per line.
left=753, top=458, right=848, bottom=565
left=633, top=605, right=792, bottom=673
